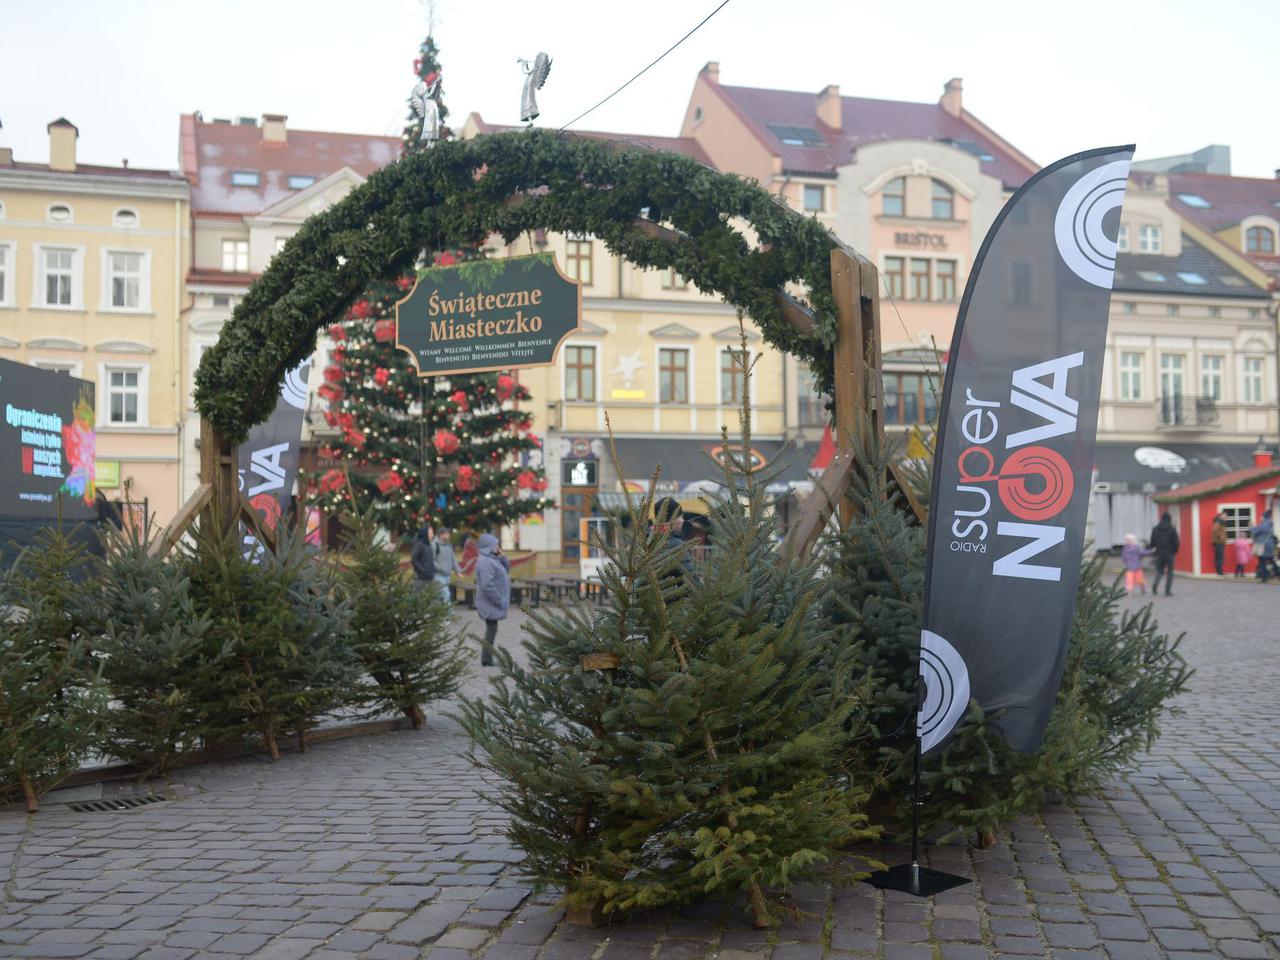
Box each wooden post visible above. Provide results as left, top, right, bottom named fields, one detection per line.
left=200, top=418, right=239, bottom=533
left=829, top=248, right=865, bottom=530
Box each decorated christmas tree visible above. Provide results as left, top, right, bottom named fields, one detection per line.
left=306, top=35, right=551, bottom=535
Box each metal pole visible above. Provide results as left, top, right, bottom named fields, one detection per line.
left=910, top=734, right=922, bottom=894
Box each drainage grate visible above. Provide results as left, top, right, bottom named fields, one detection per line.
left=67, top=794, right=167, bottom=813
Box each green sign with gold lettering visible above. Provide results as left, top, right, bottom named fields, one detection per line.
left=395, top=253, right=582, bottom=376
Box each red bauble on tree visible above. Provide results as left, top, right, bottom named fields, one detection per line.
left=432, top=429, right=460, bottom=455
left=456, top=465, right=477, bottom=492
left=376, top=470, right=405, bottom=494
left=496, top=374, right=515, bottom=402
left=374, top=319, right=396, bottom=342
left=451, top=389, right=469, bottom=412
left=373, top=367, right=390, bottom=386
left=328, top=323, right=347, bottom=341
left=351, top=299, right=373, bottom=320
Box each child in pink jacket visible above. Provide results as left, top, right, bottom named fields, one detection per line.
left=1234, top=537, right=1253, bottom=577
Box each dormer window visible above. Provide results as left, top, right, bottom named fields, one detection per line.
left=930, top=179, right=954, bottom=220
left=882, top=177, right=905, bottom=217
left=288, top=175, right=315, bottom=190
left=48, top=204, right=72, bottom=223
left=231, top=171, right=260, bottom=187
left=1138, top=224, right=1162, bottom=254
left=1246, top=226, right=1276, bottom=254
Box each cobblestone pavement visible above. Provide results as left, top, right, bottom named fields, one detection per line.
left=3, top=577, right=1280, bottom=959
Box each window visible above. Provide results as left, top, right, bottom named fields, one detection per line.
left=720, top=348, right=748, bottom=404
left=1244, top=357, right=1264, bottom=403
left=909, top=259, right=930, bottom=301
left=768, top=125, right=823, bottom=146
left=0, top=244, right=10, bottom=306
left=796, top=366, right=827, bottom=426
left=1220, top=276, right=1246, bottom=287
left=1011, top=262, right=1033, bottom=305
left=1122, top=302, right=1136, bottom=314
left=107, top=368, right=141, bottom=424
left=1176, top=194, right=1212, bottom=208
left=1201, top=355, right=1223, bottom=401
left=882, top=177, right=905, bottom=217
left=1219, top=505, right=1255, bottom=542
left=1117, top=223, right=1129, bottom=252
left=1249, top=308, right=1261, bottom=319
left=1176, top=272, right=1207, bottom=285
left=288, top=175, right=315, bottom=190
left=274, top=236, right=289, bottom=255
left=1246, top=226, right=1276, bottom=254
left=31, top=361, right=78, bottom=376
left=1160, top=354, right=1185, bottom=399
left=930, top=179, right=954, bottom=220
left=113, top=208, right=139, bottom=227
left=935, top=260, right=957, bottom=301
left=661, top=268, right=688, bottom=290
left=564, top=345, right=595, bottom=402
left=882, top=373, right=938, bottom=426
left=884, top=257, right=905, bottom=300
left=1120, top=352, right=1143, bottom=400
left=230, top=171, right=260, bottom=187
left=565, top=238, right=593, bottom=285
left=1137, top=270, right=1167, bottom=283
left=658, top=348, right=689, bottom=404
left=48, top=204, right=72, bottom=223
left=41, top=248, right=75, bottom=306
left=107, top=251, right=143, bottom=309
left=803, top=184, right=825, bottom=212
left=1139, top=224, right=1162, bottom=253
left=221, top=240, right=248, bottom=272
left=1167, top=305, right=1180, bottom=317
left=1206, top=305, right=1220, bottom=318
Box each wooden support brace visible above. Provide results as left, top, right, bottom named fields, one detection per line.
left=148, top=482, right=213, bottom=558
left=238, top=492, right=278, bottom=555
left=784, top=450, right=856, bottom=560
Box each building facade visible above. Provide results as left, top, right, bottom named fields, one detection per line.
left=178, top=112, right=399, bottom=505
left=0, top=119, right=189, bottom=524
left=677, top=64, right=1038, bottom=445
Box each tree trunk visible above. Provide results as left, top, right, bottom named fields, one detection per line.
left=748, top=884, right=772, bottom=929
left=263, top=723, right=280, bottom=761
left=296, top=722, right=308, bottom=754
left=406, top=703, right=425, bottom=729
left=19, top=772, right=38, bottom=813
left=977, top=829, right=998, bottom=849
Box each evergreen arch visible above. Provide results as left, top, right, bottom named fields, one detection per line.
left=194, top=129, right=841, bottom=443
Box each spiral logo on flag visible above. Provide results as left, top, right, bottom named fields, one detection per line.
left=918, top=630, right=970, bottom=753
left=1053, top=159, right=1131, bottom=289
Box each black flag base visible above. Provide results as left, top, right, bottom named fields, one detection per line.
left=866, top=862, right=970, bottom=897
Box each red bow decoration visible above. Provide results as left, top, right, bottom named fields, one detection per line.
left=532, top=477, right=549, bottom=492
left=350, top=299, right=372, bottom=320
left=433, top=429, right=460, bottom=455
left=319, top=469, right=345, bottom=494
left=323, top=409, right=337, bottom=427
left=457, top=465, right=476, bottom=492
left=317, top=383, right=342, bottom=404
left=318, top=445, right=338, bottom=460
left=373, top=367, right=390, bottom=386
left=328, top=323, right=346, bottom=341
left=376, top=470, right=405, bottom=494
left=516, top=470, right=536, bottom=490
left=323, top=365, right=343, bottom=383
left=374, top=319, right=395, bottom=342
left=396, top=276, right=413, bottom=291
left=451, top=389, right=469, bottom=412
left=434, top=250, right=458, bottom=267
left=344, top=428, right=366, bottom=449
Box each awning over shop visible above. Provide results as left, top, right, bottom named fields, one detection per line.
left=1092, top=442, right=1261, bottom=491
left=610, top=437, right=812, bottom=492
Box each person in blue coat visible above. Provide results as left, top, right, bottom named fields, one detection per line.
left=474, top=533, right=510, bottom=667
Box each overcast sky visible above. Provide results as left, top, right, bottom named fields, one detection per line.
left=2, top=0, right=1276, bottom=180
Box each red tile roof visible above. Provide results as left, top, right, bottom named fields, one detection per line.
left=1153, top=461, right=1280, bottom=503
left=467, top=114, right=712, bottom=165
left=183, top=114, right=400, bottom=216
left=3, top=160, right=183, bottom=183
left=713, top=83, right=1036, bottom=188
left=1165, top=171, right=1280, bottom=283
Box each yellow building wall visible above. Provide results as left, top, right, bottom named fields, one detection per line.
left=0, top=183, right=188, bottom=522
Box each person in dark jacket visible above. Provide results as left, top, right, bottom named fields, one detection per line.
left=474, top=533, right=510, bottom=667
left=1149, top=513, right=1180, bottom=597
left=1210, top=511, right=1229, bottom=576
left=653, top=497, right=692, bottom=582
left=1250, top=514, right=1277, bottom=583
left=410, top=526, right=435, bottom=591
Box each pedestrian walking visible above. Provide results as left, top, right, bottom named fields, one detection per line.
left=432, top=527, right=459, bottom=607
left=410, top=525, right=435, bottom=592
left=1234, top=536, right=1252, bottom=577
left=474, top=533, right=510, bottom=667
left=1120, top=533, right=1151, bottom=596
left=1250, top=515, right=1277, bottom=583
left=1211, top=511, right=1229, bottom=576
left=1149, top=512, right=1180, bottom=597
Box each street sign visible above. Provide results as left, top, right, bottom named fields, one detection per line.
left=396, top=253, right=582, bottom=376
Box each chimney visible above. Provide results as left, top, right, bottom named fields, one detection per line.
left=0, top=147, right=11, bottom=166
left=262, top=113, right=287, bottom=143
left=47, top=117, right=78, bottom=172
left=1255, top=438, right=1273, bottom=468
left=940, top=77, right=963, bottom=118
left=702, top=61, right=720, bottom=84
left=817, top=84, right=842, bottom=130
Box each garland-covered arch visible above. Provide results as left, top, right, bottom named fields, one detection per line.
left=194, top=129, right=842, bottom=443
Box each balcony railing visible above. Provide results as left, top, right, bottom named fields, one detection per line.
left=1158, top=394, right=1220, bottom=429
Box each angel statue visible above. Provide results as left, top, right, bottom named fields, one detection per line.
left=519, top=52, right=552, bottom=123
left=410, top=70, right=443, bottom=147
